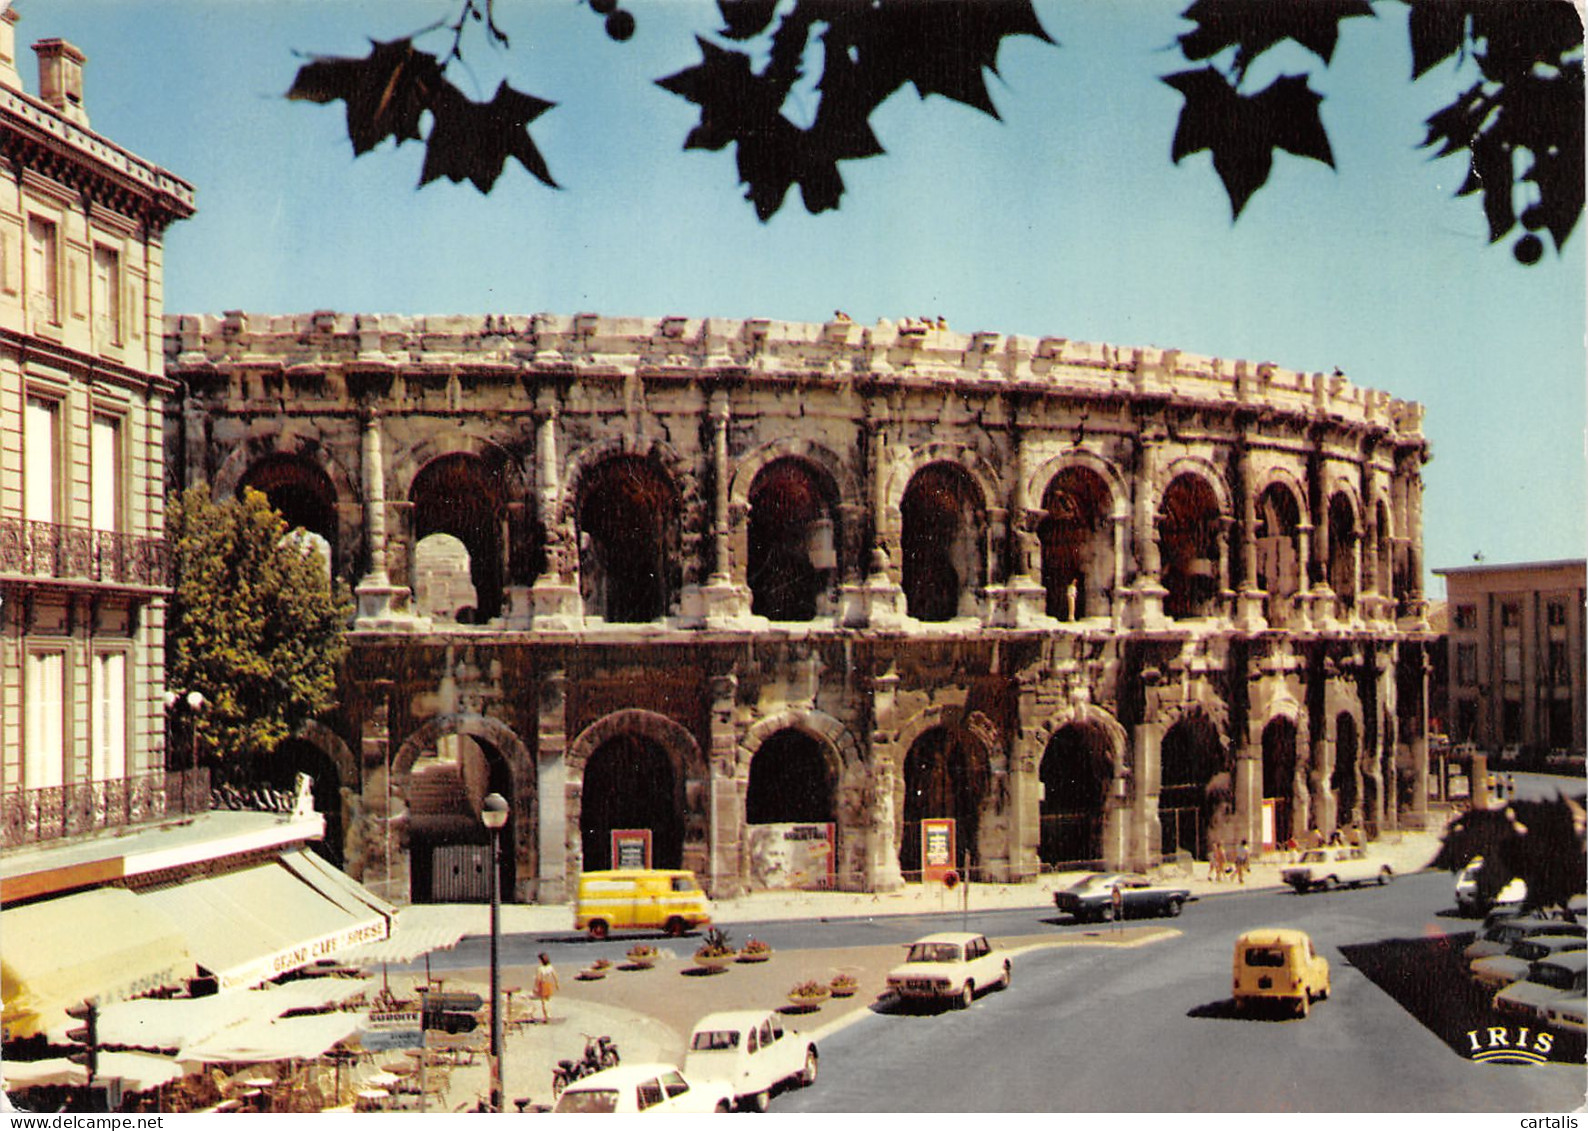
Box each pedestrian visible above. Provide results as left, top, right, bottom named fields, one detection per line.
left=533, top=952, right=559, bottom=1022
left=1110, top=882, right=1124, bottom=930
left=1208, top=840, right=1226, bottom=882
left=1234, top=839, right=1250, bottom=885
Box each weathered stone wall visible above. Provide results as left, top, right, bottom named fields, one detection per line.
left=167, top=312, right=1435, bottom=904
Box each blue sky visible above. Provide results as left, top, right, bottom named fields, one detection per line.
left=34, top=0, right=1586, bottom=595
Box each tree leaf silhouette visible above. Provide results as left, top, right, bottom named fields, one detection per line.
left=421, top=81, right=558, bottom=193
left=286, top=38, right=442, bottom=156
left=1177, top=0, right=1374, bottom=78
left=1165, top=68, right=1333, bottom=218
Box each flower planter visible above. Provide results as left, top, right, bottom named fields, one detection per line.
left=736, top=950, right=772, bottom=964
left=785, top=990, right=829, bottom=1010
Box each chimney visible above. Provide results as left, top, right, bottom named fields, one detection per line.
left=0, top=10, right=22, bottom=93
left=33, top=37, right=87, bottom=127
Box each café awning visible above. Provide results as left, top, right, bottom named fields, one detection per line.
left=1, top=888, right=191, bottom=1040
left=177, top=1010, right=363, bottom=1064
left=340, top=903, right=472, bottom=965
left=2, top=1052, right=185, bottom=1094
left=137, top=851, right=391, bottom=991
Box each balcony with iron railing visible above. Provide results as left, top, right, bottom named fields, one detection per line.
left=0, top=517, right=172, bottom=590
left=1, top=766, right=210, bottom=849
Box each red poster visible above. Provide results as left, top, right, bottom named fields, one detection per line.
left=610, top=828, right=652, bottom=870
left=921, top=818, right=956, bottom=883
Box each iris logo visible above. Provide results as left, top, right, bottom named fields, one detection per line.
left=1465, top=1025, right=1556, bottom=1064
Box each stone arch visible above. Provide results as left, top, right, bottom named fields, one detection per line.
left=1037, top=718, right=1117, bottom=867
left=408, top=452, right=516, bottom=620
left=292, top=718, right=360, bottom=795
left=744, top=456, right=843, bottom=620
left=739, top=708, right=857, bottom=780
left=256, top=720, right=359, bottom=867
left=1327, top=489, right=1362, bottom=608
left=555, top=435, right=692, bottom=530
left=567, top=709, right=706, bottom=873
left=890, top=705, right=999, bottom=878
left=212, top=431, right=358, bottom=512
left=1330, top=705, right=1365, bottom=831
left=1157, top=455, right=1232, bottom=515
left=1157, top=469, right=1227, bottom=619
left=1157, top=706, right=1230, bottom=859
left=391, top=713, right=534, bottom=903
left=393, top=433, right=530, bottom=508
left=1028, top=451, right=1129, bottom=522
left=883, top=441, right=1000, bottom=520
left=729, top=438, right=860, bottom=512
left=899, top=461, right=989, bottom=621
left=1036, top=464, right=1116, bottom=620
left=1259, top=715, right=1300, bottom=844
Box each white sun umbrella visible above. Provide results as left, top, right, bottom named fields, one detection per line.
left=2, top=1052, right=182, bottom=1093
left=177, top=1011, right=363, bottom=1065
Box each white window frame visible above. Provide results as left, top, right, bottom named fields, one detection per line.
left=24, top=648, right=66, bottom=789
left=91, top=648, right=129, bottom=781
left=91, top=411, right=124, bottom=534
left=26, top=213, right=60, bottom=327
left=24, top=394, right=61, bottom=525
left=92, top=242, right=123, bottom=348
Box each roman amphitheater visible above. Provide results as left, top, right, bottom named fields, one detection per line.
left=166, top=311, right=1435, bottom=904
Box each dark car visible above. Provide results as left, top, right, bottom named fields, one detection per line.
left=1054, top=873, right=1194, bottom=922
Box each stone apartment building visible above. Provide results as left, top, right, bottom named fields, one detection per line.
left=0, top=12, right=198, bottom=843
left=1435, top=559, right=1586, bottom=757
left=166, top=309, right=1439, bottom=905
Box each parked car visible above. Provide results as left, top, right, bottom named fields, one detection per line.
left=1054, top=873, right=1194, bottom=922
left=551, top=1063, right=733, bottom=1113
left=1281, top=847, right=1393, bottom=893
left=1231, top=928, right=1330, bottom=1018
left=885, top=931, right=1011, bottom=1009
left=683, top=1010, right=818, bottom=1112
left=1470, top=934, right=1587, bottom=990
left=1455, top=856, right=1528, bottom=916
left=1544, top=994, right=1586, bottom=1036
left=1493, top=951, right=1588, bottom=1025
left=1463, top=916, right=1586, bottom=963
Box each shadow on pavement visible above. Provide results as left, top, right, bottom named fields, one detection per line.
left=1338, top=934, right=1585, bottom=1065
left=1185, top=997, right=1305, bottom=1022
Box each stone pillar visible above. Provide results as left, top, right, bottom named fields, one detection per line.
left=1310, top=713, right=1337, bottom=837
left=1294, top=522, right=1315, bottom=630
left=354, top=413, right=412, bottom=626
left=868, top=661, right=905, bottom=889
left=536, top=670, right=569, bottom=902
left=1405, top=647, right=1432, bottom=829
left=1129, top=435, right=1167, bottom=628
left=1234, top=741, right=1261, bottom=848
left=707, top=672, right=744, bottom=897
left=848, top=416, right=905, bottom=627
left=696, top=391, right=751, bottom=625
left=1401, top=470, right=1429, bottom=628
left=999, top=427, right=1049, bottom=626
left=530, top=407, right=582, bottom=629
left=356, top=681, right=409, bottom=904
left=1133, top=719, right=1163, bottom=869
left=1235, top=453, right=1266, bottom=629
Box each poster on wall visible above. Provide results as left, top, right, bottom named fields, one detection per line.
left=1261, top=799, right=1277, bottom=849
left=921, top=817, right=956, bottom=883
left=744, top=823, right=836, bottom=890
left=610, top=828, right=652, bottom=870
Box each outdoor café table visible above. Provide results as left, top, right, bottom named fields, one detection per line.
left=354, top=1088, right=389, bottom=1112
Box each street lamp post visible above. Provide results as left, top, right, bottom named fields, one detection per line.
left=162, top=689, right=207, bottom=770
left=481, top=792, right=509, bottom=1112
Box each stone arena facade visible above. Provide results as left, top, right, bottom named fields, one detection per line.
left=165, top=312, right=1436, bottom=905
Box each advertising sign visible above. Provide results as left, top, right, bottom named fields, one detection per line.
left=744, top=822, right=836, bottom=890
left=921, top=817, right=956, bottom=884
left=361, top=1010, right=423, bottom=1052
left=611, top=828, right=652, bottom=870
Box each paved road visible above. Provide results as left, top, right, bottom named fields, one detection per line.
left=773, top=870, right=1586, bottom=1112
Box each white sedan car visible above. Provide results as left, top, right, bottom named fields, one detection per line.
left=551, top=1063, right=733, bottom=1113
left=885, top=931, right=1011, bottom=1009
left=683, top=1009, right=818, bottom=1112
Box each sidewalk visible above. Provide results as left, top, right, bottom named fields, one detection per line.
left=391, top=827, right=1447, bottom=1111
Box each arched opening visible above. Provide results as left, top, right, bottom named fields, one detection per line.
left=747, top=730, right=834, bottom=824
left=1260, top=717, right=1298, bottom=845
left=899, top=725, right=988, bottom=878
left=901, top=463, right=985, bottom=622
left=1038, top=723, right=1112, bottom=868
left=1328, top=494, right=1358, bottom=610
left=1159, top=713, right=1226, bottom=859
left=747, top=459, right=838, bottom=622
left=406, top=733, right=516, bottom=903
left=577, top=456, right=680, bottom=623
left=745, top=729, right=837, bottom=890
left=411, top=453, right=507, bottom=622
left=1332, top=712, right=1359, bottom=831
left=1255, top=483, right=1303, bottom=627
left=413, top=533, right=478, bottom=623
left=1037, top=467, right=1112, bottom=621
left=253, top=737, right=345, bottom=867
left=239, top=455, right=340, bottom=580
left=581, top=733, right=682, bottom=871
left=1158, top=474, right=1222, bottom=620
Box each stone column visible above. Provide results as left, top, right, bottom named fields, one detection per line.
left=1132, top=720, right=1163, bottom=871
left=1000, top=424, right=1049, bottom=626
left=530, top=407, right=582, bottom=628
left=706, top=672, right=744, bottom=897
left=1129, top=434, right=1167, bottom=627
left=697, top=391, right=751, bottom=625
left=1311, top=713, right=1336, bottom=837
left=354, top=413, right=412, bottom=627
left=356, top=680, right=408, bottom=904
left=1401, top=469, right=1429, bottom=628
left=1235, top=449, right=1266, bottom=629
left=536, top=670, right=569, bottom=902
left=1404, top=646, right=1431, bottom=829
left=1234, top=741, right=1261, bottom=848
left=850, top=414, right=905, bottom=627
left=1294, top=521, right=1315, bottom=630
left=867, top=661, right=905, bottom=889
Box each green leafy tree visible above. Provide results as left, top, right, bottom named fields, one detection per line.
left=286, top=0, right=1581, bottom=263
left=167, top=485, right=352, bottom=769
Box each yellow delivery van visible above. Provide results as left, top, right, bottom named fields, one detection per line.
left=575, top=869, right=712, bottom=939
